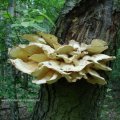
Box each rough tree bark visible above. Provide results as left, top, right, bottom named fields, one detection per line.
left=32, top=0, right=119, bottom=120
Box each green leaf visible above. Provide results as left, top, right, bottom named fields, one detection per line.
left=21, top=22, right=31, bottom=27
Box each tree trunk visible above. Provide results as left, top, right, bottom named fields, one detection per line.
left=7, top=1, right=20, bottom=120
left=32, top=0, right=119, bottom=120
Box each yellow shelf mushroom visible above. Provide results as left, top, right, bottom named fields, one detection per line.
left=9, top=32, right=115, bottom=85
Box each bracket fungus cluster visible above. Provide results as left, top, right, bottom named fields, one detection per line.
left=9, top=32, right=115, bottom=85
